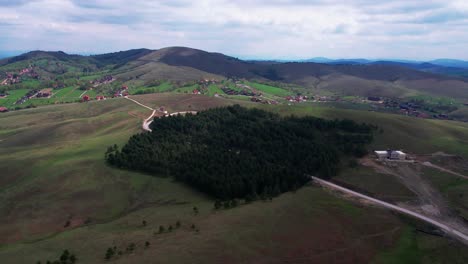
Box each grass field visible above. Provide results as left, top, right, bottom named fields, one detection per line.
left=206, top=84, right=224, bottom=96
left=1, top=94, right=467, bottom=263
left=0, top=89, right=30, bottom=107
left=52, top=86, right=75, bottom=98
left=334, top=166, right=417, bottom=203
left=130, top=82, right=174, bottom=95
left=174, top=84, right=198, bottom=93
left=247, top=81, right=293, bottom=97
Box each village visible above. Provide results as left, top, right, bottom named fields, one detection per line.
left=0, top=71, right=466, bottom=124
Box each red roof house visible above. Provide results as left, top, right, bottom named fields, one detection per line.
left=82, top=95, right=90, bottom=102
left=0, top=107, right=9, bottom=112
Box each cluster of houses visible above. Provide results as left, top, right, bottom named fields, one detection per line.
left=285, top=95, right=308, bottom=103
left=250, top=97, right=278, bottom=105
left=36, top=88, right=52, bottom=98
left=113, top=85, right=129, bottom=97
left=1, top=67, right=38, bottom=86
left=91, top=75, right=115, bottom=87
left=197, top=79, right=219, bottom=85
left=81, top=94, right=107, bottom=102
left=374, top=150, right=407, bottom=161
left=1, top=73, right=21, bottom=85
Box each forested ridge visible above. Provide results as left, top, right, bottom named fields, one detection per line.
left=106, top=105, right=375, bottom=199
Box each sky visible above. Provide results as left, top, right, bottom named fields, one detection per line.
left=0, top=0, right=467, bottom=60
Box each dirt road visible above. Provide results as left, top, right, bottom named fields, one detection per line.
left=124, top=97, right=197, bottom=132
left=310, top=176, right=468, bottom=245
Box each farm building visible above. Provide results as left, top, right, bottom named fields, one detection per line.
left=0, top=107, right=8, bottom=113
left=374, top=150, right=407, bottom=160
left=82, top=95, right=90, bottom=102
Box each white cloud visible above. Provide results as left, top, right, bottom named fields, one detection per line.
left=0, top=0, right=467, bottom=59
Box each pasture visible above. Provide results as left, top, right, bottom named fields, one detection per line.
left=1, top=94, right=467, bottom=263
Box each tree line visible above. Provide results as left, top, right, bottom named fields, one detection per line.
left=106, top=105, right=375, bottom=199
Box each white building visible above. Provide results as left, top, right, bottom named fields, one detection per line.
left=374, top=150, right=407, bottom=161
left=374, top=151, right=388, bottom=160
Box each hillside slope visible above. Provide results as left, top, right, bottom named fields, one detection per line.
left=1, top=47, right=468, bottom=99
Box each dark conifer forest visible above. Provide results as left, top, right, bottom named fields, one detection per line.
left=106, top=105, right=375, bottom=199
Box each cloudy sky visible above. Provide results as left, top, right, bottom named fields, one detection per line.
left=1, top=0, right=467, bottom=60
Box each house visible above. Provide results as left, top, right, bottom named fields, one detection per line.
left=0, top=107, right=8, bottom=113
left=374, top=150, right=407, bottom=160
left=82, top=95, right=90, bottom=102
left=96, top=96, right=106, bottom=101
left=192, top=89, right=201, bottom=94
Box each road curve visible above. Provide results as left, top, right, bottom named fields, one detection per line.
left=310, top=176, right=468, bottom=245
left=144, top=111, right=198, bottom=132
left=142, top=110, right=156, bottom=132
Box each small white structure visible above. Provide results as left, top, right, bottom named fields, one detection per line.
left=390, top=151, right=406, bottom=160
left=375, top=151, right=388, bottom=160
left=374, top=150, right=407, bottom=161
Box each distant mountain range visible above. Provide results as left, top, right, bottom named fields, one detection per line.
left=1, top=47, right=468, bottom=99
left=301, top=57, right=468, bottom=68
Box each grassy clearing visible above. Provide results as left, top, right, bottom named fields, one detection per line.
left=130, top=82, right=173, bottom=95
left=52, top=86, right=75, bottom=98
left=206, top=84, right=224, bottom=96
left=335, top=166, right=416, bottom=203
left=80, top=74, right=103, bottom=81
left=247, top=81, right=293, bottom=97
left=0, top=89, right=30, bottom=107
left=174, top=84, right=198, bottom=94
left=85, top=89, right=98, bottom=98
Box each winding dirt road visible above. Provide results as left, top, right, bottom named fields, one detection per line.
left=310, top=176, right=468, bottom=245
left=125, top=96, right=197, bottom=132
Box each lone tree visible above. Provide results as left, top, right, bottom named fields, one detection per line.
left=159, top=225, right=165, bottom=234
left=168, top=225, right=173, bottom=232
left=60, top=250, right=70, bottom=263
left=145, top=241, right=150, bottom=248
left=176, top=220, right=181, bottom=228
left=105, top=247, right=114, bottom=260
left=142, top=220, right=147, bottom=227
left=193, top=206, right=199, bottom=215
